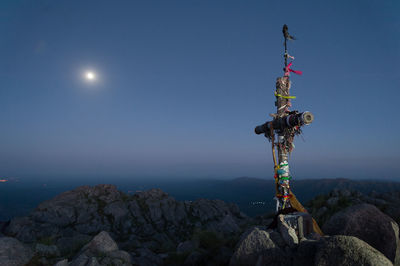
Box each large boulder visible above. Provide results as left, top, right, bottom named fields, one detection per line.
left=0, top=237, right=34, bottom=266
left=82, top=230, right=119, bottom=254
left=70, top=231, right=132, bottom=266
left=315, top=235, right=393, bottom=266
left=230, top=227, right=286, bottom=266
left=323, top=203, right=400, bottom=264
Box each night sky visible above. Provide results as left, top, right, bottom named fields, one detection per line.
left=1, top=1, right=399, bottom=181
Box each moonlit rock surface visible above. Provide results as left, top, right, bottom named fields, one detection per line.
left=323, top=203, right=400, bottom=264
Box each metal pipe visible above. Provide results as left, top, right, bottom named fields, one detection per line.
left=254, top=111, right=314, bottom=135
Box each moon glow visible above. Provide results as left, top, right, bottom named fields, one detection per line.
left=86, top=72, right=96, bottom=80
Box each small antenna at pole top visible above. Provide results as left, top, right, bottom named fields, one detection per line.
left=282, top=24, right=296, bottom=41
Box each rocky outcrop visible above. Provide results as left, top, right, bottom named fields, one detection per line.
left=306, top=188, right=400, bottom=227
left=0, top=236, right=34, bottom=265
left=323, top=203, right=400, bottom=265
left=1, top=184, right=249, bottom=265
left=2, top=184, right=400, bottom=265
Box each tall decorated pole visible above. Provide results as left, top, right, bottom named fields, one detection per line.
left=255, top=25, right=316, bottom=217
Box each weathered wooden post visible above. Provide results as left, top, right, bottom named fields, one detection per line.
left=254, top=25, right=314, bottom=213
left=254, top=25, right=323, bottom=236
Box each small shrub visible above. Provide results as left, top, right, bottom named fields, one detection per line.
left=25, top=254, right=41, bottom=266
left=336, top=196, right=352, bottom=209
left=164, top=252, right=190, bottom=265
left=121, top=193, right=130, bottom=202
left=308, top=194, right=329, bottom=210
left=193, top=230, right=222, bottom=250
left=38, top=236, right=54, bottom=246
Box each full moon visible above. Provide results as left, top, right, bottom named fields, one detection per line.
left=86, top=72, right=96, bottom=80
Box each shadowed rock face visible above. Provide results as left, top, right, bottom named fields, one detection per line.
left=323, top=203, right=400, bottom=264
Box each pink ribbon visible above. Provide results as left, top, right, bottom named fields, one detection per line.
left=285, top=62, right=302, bottom=76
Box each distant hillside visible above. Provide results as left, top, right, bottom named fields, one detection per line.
left=1, top=177, right=400, bottom=220
left=160, top=177, right=400, bottom=216
left=223, top=177, right=400, bottom=216
left=119, top=177, right=400, bottom=217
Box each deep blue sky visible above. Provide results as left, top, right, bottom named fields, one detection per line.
left=1, top=0, right=399, bottom=181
